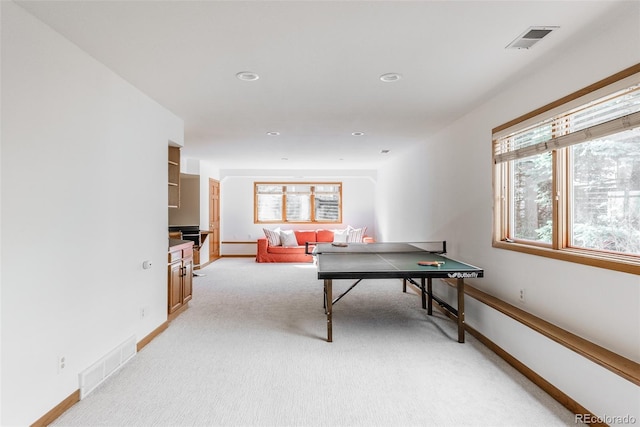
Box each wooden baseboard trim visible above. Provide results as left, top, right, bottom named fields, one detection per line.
left=168, top=302, right=190, bottom=322
left=31, top=390, right=80, bottom=427
left=137, top=321, right=169, bottom=352
left=34, top=321, right=171, bottom=425
left=221, top=241, right=257, bottom=258
left=422, top=295, right=603, bottom=426
left=221, top=254, right=255, bottom=258
left=195, top=258, right=216, bottom=270
left=463, top=322, right=605, bottom=426
left=443, top=279, right=639, bottom=386
left=405, top=279, right=625, bottom=426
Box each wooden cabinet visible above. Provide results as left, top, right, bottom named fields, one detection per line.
left=168, top=241, right=193, bottom=319
left=182, top=253, right=193, bottom=303
left=168, top=146, right=180, bottom=208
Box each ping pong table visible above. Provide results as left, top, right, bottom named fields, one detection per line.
left=312, top=242, right=483, bottom=343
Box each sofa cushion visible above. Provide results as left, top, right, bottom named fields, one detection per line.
left=268, top=245, right=308, bottom=254
left=294, top=230, right=316, bottom=246
left=347, top=226, right=367, bottom=243
left=333, top=228, right=349, bottom=243
left=316, top=229, right=334, bottom=242
left=263, top=228, right=281, bottom=246
left=280, top=229, right=298, bottom=247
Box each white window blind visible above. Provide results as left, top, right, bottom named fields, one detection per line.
left=494, top=85, right=640, bottom=164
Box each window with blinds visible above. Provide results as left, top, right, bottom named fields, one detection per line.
left=255, top=182, right=342, bottom=223
left=492, top=66, right=640, bottom=274
left=494, top=85, right=640, bottom=164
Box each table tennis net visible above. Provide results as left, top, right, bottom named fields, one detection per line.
left=316, top=241, right=446, bottom=254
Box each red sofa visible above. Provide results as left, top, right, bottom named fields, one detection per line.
left=256, top=229, right=333, bottom=263
left=256, top=228, right=372, bottom=263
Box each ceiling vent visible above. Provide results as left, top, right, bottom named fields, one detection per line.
left=506, top=26, right=559, bottom=50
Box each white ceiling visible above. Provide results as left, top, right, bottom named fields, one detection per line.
left=15, top=0, right=635, bottom=170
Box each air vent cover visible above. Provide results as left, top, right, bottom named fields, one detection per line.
left=506, top=26, right=559, bottom=50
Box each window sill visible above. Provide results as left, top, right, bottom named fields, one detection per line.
left=492, top=240, right=640, bottom=275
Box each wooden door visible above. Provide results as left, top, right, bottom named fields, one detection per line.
left=168, top=261, right=183, bottom=313
left=209, top=178, right=221, bottom=260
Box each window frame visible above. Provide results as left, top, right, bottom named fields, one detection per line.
left=492, top=64, right=640, bottom=275
left=254, top=181, right=342, bottom=224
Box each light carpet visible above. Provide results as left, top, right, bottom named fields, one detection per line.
left=52, top=258, right=579, bottom=426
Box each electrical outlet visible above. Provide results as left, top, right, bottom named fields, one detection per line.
left=519, top=289, right=526, bottom=303
left=140, top=307, right=146, bottom=319
left=57, top=355, right=66, bottom=373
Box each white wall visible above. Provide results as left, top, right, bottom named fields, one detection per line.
left=220, top=170, right=376, bottom=255
left=0, top=2, right=183, bottom=425
left=375, top=4, right=639, bottom=422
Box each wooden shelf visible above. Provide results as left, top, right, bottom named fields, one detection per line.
left=168, top=146, right=180, bottom=208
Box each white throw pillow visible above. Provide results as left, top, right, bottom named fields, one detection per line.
left=332, top=228, right=349, bottom=243
left=263, top=228, right=282, bottom=246
left=347, top=226, right=366, bottom=243
left=279, top=229, right=299, bottom=247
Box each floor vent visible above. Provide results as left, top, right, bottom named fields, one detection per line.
left=78, top=335, right=137, bottom=399
left=506, top=26, right=559, bottom=50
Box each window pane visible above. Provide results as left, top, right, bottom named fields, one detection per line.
left=257, top=194, right=282, bottom=221
left=315, top=194, right=340, bottom=221
left=511, top=123, right=553, bottom=152
left=511, top=152, right=553, bottom=243
left=286, top=194, right=311, bottom=221
left=570, top=128, right=640, bottom=254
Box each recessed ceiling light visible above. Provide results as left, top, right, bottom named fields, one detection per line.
left=281, top=157, right=288, bottom=161
left=236, top=71, right=260, bottom=81
left=380, top=149, right=390, bottom=154
left=380, top=73, right=402, bottom=83
left=352, top=132, right=365, bottom=136
left=266, top=131, right=280, bottom=136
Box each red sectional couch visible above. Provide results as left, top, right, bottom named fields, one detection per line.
left=256, top=229, right=333, bottom=263
left=256, top=228, right=372, bottom=263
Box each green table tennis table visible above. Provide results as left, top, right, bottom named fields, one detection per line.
left=312, top=242, right=483, bottom=343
